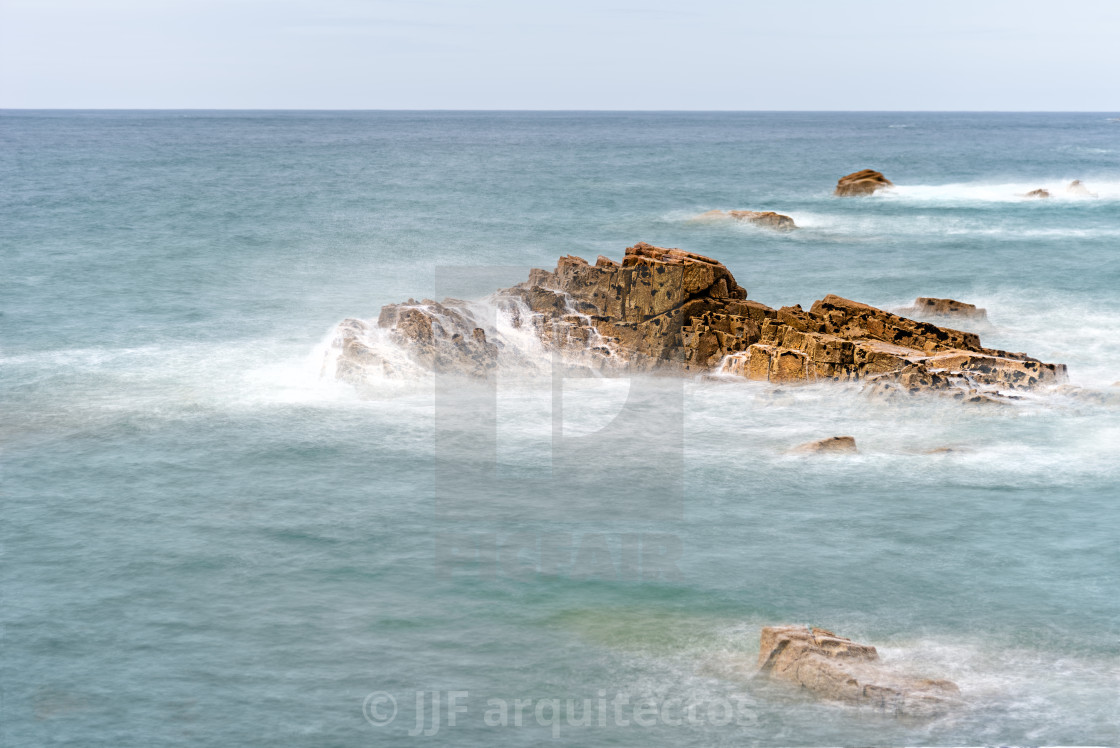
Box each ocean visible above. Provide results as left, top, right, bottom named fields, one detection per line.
left=2, top=111, right=1118, bottom=746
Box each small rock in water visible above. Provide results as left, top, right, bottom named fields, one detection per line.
left=1023, top=188, right=1050, bottom=198
left=756, top=625, right=961, bottom=717
left=792, top=436, right=857, bottom=454
left=903, top=297, right=988, bottom=321
left=1066, top=179, right=1097, bottom=197
left=834, top=169, right=893, bottom=196
left=693, top=209, right=797, bottom=231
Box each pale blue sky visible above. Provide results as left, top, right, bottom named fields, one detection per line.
left=1, top=0, right=1117, bottom=109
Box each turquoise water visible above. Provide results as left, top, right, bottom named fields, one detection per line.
left=2, top=111, right=1119, bottom=746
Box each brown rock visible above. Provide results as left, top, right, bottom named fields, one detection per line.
left=693, top=209, right=797, bottom=231
left=718, top=293, right=1064, bottom=400
left=502, top=242, right=755, bottom=371
left=1024, top=188, right=1050, bottom=198
left=906, top=297, right=988, bottom=321
left=756, top=625, right=961, bottom=716
left=835, top=169, right=894, bottom=197
left=728, top=210, right=798, bottom=231
left=791, top=436, right=857, bottom=454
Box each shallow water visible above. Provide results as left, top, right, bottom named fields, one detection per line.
left=2, top=111, right=1119, bottom=746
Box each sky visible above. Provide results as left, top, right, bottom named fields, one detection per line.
left=1, top=0, right=1118, bottom=110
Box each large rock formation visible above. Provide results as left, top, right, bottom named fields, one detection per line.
left=835, top=169, right=893, bottom=197
left=756, top=625, right=961, bottom=716
left=694, top=209, right=797, bottom=231
left=327, top=243, right=1066, bottom=403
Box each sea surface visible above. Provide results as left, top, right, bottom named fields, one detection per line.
left=2, top=111, right=1119, bottom=746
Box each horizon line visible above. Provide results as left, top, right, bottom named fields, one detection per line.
left=3, top=108, right=1119, bottom=114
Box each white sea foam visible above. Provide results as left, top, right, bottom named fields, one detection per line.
left=775, top=209, right=1120, bottom=242
left=882, top=179, right=1120, bottom=204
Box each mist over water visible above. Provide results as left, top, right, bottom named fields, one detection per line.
left=2, top=111, right=1119, bottom=746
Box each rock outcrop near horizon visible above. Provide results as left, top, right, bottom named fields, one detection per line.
left=1066, top=179, right=1097, bottom=197
left=792, top=436, right=858, bottom=454
left=899, top=297, right=988, bottom=321
left=835, top=169, right=893, bottom=196
left=329, top=243, right=1066, bottom=403
left=693, top=209, right=797, bottom=231
left=756, top=625, right=961, bottom=716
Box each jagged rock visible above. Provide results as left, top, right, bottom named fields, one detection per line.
left=902, top=297, right=988, bottom=321
left=324, top=300, right=509, bottom=385
left=835, top=169, right=893, bottom=197
left=1024, top=188, right=1050, bottom=198
left=330, top=244, right=1065, bottom=404
left=694, top=209, right=797, bottom=231
left=501, top=243, right=760, bottom=371
left=1066, top=179, right=1097, bottom=197
left=792, top=436, right=857, bottom=454
left=756, top=625, right=961, bottom=717
left=719, top=293, right=1064, bottom=400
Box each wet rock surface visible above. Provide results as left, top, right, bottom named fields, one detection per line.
left=756, top=625, right=961, bottom=717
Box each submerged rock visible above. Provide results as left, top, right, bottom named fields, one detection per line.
left=835, top=169, right=893, bottom=197
left=792, top=436, right=857, bottom=454
left=329, top=243, right=1066, bottom=404
left=694, top=209, right=797, bottom=231
left=1066, top=179, right=1097, bottom=197
left=902, top=297, right=988, bottom=321
left=1024, top=188, right=1050, bottom=198
left=922, top=446, right=968, bottom=454
left=756, top=625, right=961, bottom=717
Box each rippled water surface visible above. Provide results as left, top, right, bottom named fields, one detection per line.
left=2, top=111, right=1119, bottom=746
